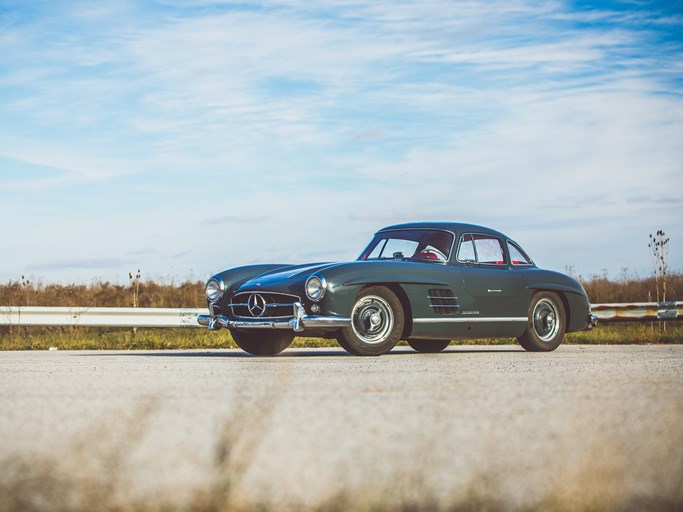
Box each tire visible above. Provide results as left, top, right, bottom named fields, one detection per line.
left=517, top=291, right=566, bottom=352
left=408, top=339, right=451, bottom=353
left=231, top=330, right=294, bottom=356
left=337, top=286, right=404, bottom=356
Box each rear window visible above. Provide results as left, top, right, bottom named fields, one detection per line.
left=508, top=241, right=532, bottom=265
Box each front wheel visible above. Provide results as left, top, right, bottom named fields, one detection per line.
left=231, top=330, right=294, bottom=356
left=337, top=286, right=404, bottom=356
left=517, top=292, right=566, bottom=352
left=408, top=339, right=451, bottom=353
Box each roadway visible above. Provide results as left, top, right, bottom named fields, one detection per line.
left=1, top=345, right=681, bottom=510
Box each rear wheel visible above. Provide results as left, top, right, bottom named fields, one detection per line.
left=408, top=339, right=451, bottom=353
left=231, top=330, right=294, bottom=356
left=337, top=286, right=404, bottom=356
left=517, top=291, right=566, bottom=352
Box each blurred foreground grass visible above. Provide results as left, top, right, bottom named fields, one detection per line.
left=1, top=323, right=681, bottom=350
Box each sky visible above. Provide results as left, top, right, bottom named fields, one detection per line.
left=1, top=0, right=682, bottom=285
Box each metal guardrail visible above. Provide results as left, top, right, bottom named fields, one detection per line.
left=0, top=306, right=208, bottom=328
left=0, top=302, right=680, bottom=328
left=590, top=302, right=681, bottom=322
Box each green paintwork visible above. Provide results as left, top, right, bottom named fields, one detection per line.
left=206, top=222, right=592, bottom=341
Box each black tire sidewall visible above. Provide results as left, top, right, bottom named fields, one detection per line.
left=407, top=339, right=451, bottom=353
left=337, top=286, right=404, bottom=356
left=518, top=291, right=566, bottom=352
left=231, top=330, right=294, bottom=356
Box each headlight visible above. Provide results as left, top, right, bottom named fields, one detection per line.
left=305, top=275, right=326, bottom=301
left=205, top=278, right=224, bottom=302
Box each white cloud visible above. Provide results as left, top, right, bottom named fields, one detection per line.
left=0, top=0, right=681, bottom=281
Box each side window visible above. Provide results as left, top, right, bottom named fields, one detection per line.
left=457, top=234, right=505, bottom=265
left=473, top=235, right=505, bottom=265
left=457, top=234, right=475, bottom=262
left=508, top=241, right=532, bottom=265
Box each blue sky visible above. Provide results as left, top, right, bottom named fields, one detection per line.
left=1, top=0, right=681, bottom=284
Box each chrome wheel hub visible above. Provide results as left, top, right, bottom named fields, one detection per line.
left=351, top=295, right=394, bottom=345
left=533, top=298, right=560, bottom=342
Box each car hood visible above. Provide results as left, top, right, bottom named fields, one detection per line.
left=238, top=262, right=336, bottom=292
left=235, top=259, right=450, bottom=296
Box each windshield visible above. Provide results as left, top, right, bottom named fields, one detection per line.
left=358, top=229, right=454, bottom=263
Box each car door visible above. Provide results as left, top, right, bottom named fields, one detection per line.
left=456, top=233, right=527, bottom=324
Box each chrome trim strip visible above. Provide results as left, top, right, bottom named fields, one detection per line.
left=428, top=304, right=460, bottom=308
left=235, top=315, right=293, bottom=320
left=413, top=317, right=528, bottom=323
left=228, top=303, right=297, bottom=308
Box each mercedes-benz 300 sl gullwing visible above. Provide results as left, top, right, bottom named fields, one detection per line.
left=198, top=222, right=597, bottom=356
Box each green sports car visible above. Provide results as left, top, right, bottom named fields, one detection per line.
left=199, top=222, right=597, bottom=356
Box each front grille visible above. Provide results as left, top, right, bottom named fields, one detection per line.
left=428, top=288, right=459, bottom=315
left=230, top=292, right=300, bottom=319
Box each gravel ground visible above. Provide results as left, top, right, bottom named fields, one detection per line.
left=1, top=345, right=682, bottom=510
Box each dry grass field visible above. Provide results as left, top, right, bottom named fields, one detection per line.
left=2, top=273, right=681, bottom=308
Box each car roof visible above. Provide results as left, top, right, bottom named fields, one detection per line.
left=378, top=222, right=508, bottom=239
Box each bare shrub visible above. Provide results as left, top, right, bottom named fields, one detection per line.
left=648, top=230, right=670, bottom=304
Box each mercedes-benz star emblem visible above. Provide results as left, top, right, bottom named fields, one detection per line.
left=248, top=293, right=267, bottom=317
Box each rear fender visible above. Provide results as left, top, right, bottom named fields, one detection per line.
left=526, top=282, right=584, bottom=296
left=527, top=285, right=590, bottom=333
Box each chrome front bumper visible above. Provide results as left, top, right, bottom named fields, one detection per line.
left=587, top=314, right=598, bottom=330
left=197, top=302, right=351, bottom=333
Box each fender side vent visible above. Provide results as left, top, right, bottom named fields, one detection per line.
left=428, top=288, right=459, bottom=315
